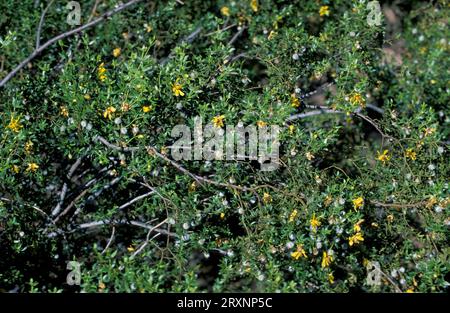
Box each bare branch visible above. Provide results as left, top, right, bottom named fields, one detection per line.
left=36, top=0, right=55, bottom=49
left=94, top=135, right=251, bottom=192
left=131, top=218, right=168, bottom=257
left=118, top=191, right=155, bottom=210
left=71, top=219, right=178, bottom=238
left=101, top=226, right=115, bottom=255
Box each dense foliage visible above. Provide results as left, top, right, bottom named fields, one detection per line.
left=0, top=0, right=448, bottom=293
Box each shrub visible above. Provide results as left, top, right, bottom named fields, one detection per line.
left=0, top=0, right=448, bottom=293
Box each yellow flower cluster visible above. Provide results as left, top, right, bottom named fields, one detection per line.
left=172, top=79, right=185, bottom=97
left=113, top=47, right=121, bottom=58
left=348, top=219, right=365, bottom=246
left=405, top=148, right=417, bottom=160
left=291, top=94, right=301, bottom=108
left=142, top=105, right=153, bottom=113
left=349, top=92, right=365, bottom=107
left=377, top=149, right=390, bottom=164
left=221, top=6, right=230, bottom=17
left=26, top=163, right=39, bottom=172
left=103, top=106, right=116, bottom=120
left=352, top=197, right=364, bottom=210
left=310, top=213, right=321, bottom=232
left=60, top=106, right=69, bottom=117
left=262, top=192, right=272, bottom=204
left=319, top=6, right=330, bottom=17
left=321, top=251, right=333, bottom=268
left=348, top=232, right=364, bottom=246
left=288, top=209, right=298, bottom=222
left=212, top=115, right=225, bottom=128
left=98, top=63, right=107, bottom=81
left=291, top=244, right=307, bottom=260
left=257, top=120, right=267, bottom=128
left=6, top=115, right=22, bottom=132
left=250, top=0, right=258, bottom=12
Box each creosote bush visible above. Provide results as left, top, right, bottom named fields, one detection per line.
left=0, top=0, right=448, bottom=293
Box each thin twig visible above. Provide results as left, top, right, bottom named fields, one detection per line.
left=51, top=157, right=83, bottom=217
left=118, top=191, right=155, bottom=210
left=131, top=218, right=168, bottom=257
left=101, top=226, right=116, bottom=255
left=370, top=200, right=429, bottom=209
left=0, top=0, right=144, bottom=88
left=228, top=26, right=246, bottom=46
left=36, top=0, right=55, bottom=49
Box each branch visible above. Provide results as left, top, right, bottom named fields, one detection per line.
left=101, top=226, right=116, bottom=255
left=0, top=0, right=144, bottom=88
left=94, top=135, right=252, bottom=192
left=51, top=156, right=83, bottom=217
left=131, top=218, right=168, bottom=257
left=36, top=0, right=55, bottom=49
left=71, top=219, right=178, bottom=238
left=118, top=191, right=155, bottom=210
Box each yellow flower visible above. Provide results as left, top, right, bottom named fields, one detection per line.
left=405, top=148, right=417, bottom=161
left=288, top=209, right=298, bottom=222
left=288, top=124, right=295, bottom=134
left=306, top=152, right=315, bottom=161
left=212, top=115, right=225, bottom=128
left=25, top=140, right=34, bottom=154
left=349, top=92, right=365, bottom=107
left=321, top=251, right=333, bottom=268
left=319, top=6, right=330, bottom=17
left=7, top=115, right=22, bottom=132
left=103, top=106, right=116, bottom=120
left=60, top=106, right=69, bottom=118
left=172, top=80, right=185, bottom=97
left=257, top=120, right=267, bottom=128
left=142, top=105, right=152, bottom=113
left=98, top=282, right=106, bottom=290
left=352, top=197, right=364, bottom=210
left=98, top=63, right=107, bottom=81
left=291, top=94, right=301, bottom=108
left=324, top=195, right=333, bottom=206
left=353, top=219, right=364, bottom=233
left=113, top=47, right=121, bottom=58
left=127, top=245, right=135, bottom=252
left=121, top=102, right=131, bottom=112
left=220, top=212, right=225, bottom=219
left=11, top=165, right=20, bottom=174
left=221, top=6, right=230, bottom=17
left=262, top=192, right=272, bottom=204
left=188, top=181, right=197, bottom=192
left=377, top=149, right=391, bottom=164
left=26, top=163, right=39, bottom=172
left=250, top=0, right=258, bottom=12
left=424, top=127, right=435, bottom=137
left=291, top=244, right=307, bottom=260
left=426, top=196, right=437, bottom=209
left=268, top=30, right=277, bottom=40
left=310, top=213, right=321, bottom=232
left=328, top=272, right=335, bottom=284
left=387, top=214, right=394, bottom=222
left=406, top=289, right=414, bottom=293
left=144, top=23, right=152, bottom=33
left=84, top=94, right=91, bottom=100
left=348, top=232, right=364, bottom=246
